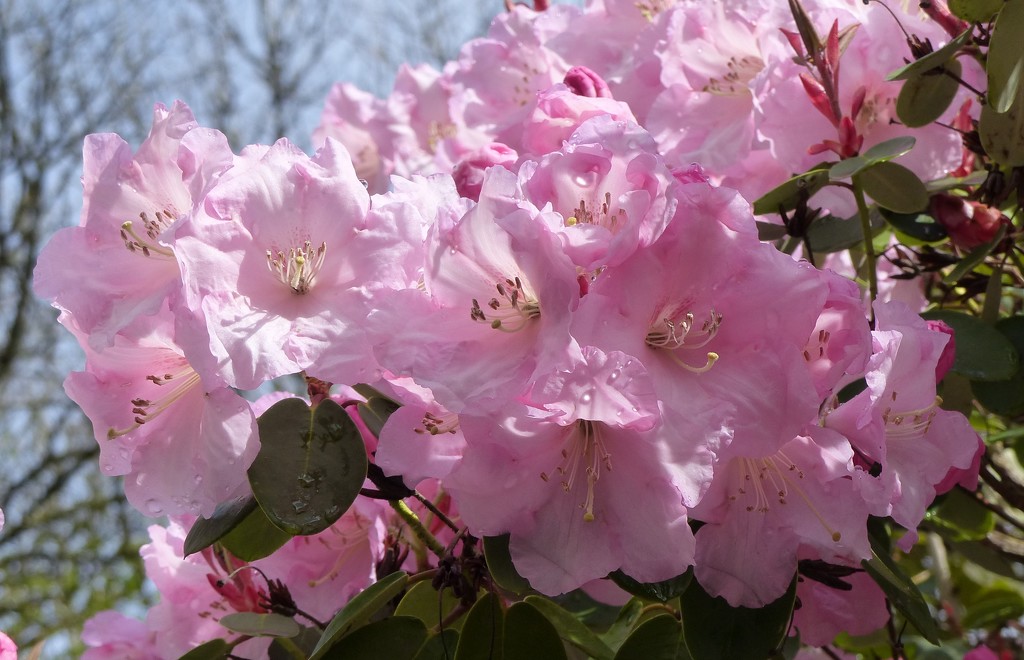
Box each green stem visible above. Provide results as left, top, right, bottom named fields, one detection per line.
left=391, top=499, right=447, bottom=559
left=852, top=176, right=878, bottom=321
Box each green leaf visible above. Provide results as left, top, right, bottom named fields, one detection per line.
left=183, top=495, right=257, bottom=558
left=602, top=599, right=646, bottom=652
left=525, top=595, right=615, bottom=660
left=680, top=576, right=796, bottom=660
left=310, top=571, right=410, bottom=660
left=942, top=224, right=1008, bottom=284
left=829, top=155, right=871, bottom=180
left=614, top=615, right=682, bottom=660
left=269, top=626, right=322, bottom=659
left=862, top=136, right=918, bottom=162
left=394, top=581, right=467, bottom=632
left=751, top=166, right=831, bottom=216
left=610, top=569, right=691, bottom=604
left=357, top=396, right=402, bottom=439
left=319, top=616, right=428, bottom=660
left=219, top=612, right=300, bottom=638
left=921, top=310, right=1019, bottom=381
left=861, top=535, right=940, bottom=643
left=879, top=208, right=947, bottom=243
left=949, top=0, right=1003, bottom=22
left=248, top=398, right=367, bottom=536
left=454, top=592, right=505, bottom=660
left=928, top=488, right=995, bottom=541
left=220, top=499, right=292, bottom=562
left=483, top=534, right=532, bottom=594
left=974, top=316, right=1024, bottom=415
left=980, top=93, right=1024, bottom=166
left=806, top=213, right=880, bottom=254
left=504, top=601, right=568, bottom=660
left=179, top=639, right=232, bottom=660
left=756, top=221, right=789, bottom=242
left=857, top=162, right=929, bottom=213
left=887, top=28, right=972, bottom=81
left=961, top=587, right=1024, bottom=628
left=987, top=0, right=1024, bottom=113
left=413, top=630, right=460, bottom=660
left=896, top=59, right=962, bottom=128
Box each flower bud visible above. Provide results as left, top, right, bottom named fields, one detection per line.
left=452, top=143, right=518, bottom=201
left=930, top=193, right=1007, bottom=250
left=563, top=65, right=613, bottom=99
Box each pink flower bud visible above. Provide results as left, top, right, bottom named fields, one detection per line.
left=931, top=193, right=1007, bottom=250
left=922, top=0, right=970, bottom=39
left=452, top=143, right=518, bottom=201
left=926, top=318, right=956, bottom=382
left=563, top=65, right=613, bottom=99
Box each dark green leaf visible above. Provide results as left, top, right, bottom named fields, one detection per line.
left=525, top=595, right=615, bottom=660
left=862, top=534, right=940, bottom=643
left=980, top=94, right=1024, bottom=166
left=394, top=581, right=466, bottom=631
left=921, top=310, right=1019, bottom=381
left=961, top=588, right=1024, bottom=628
left=183, top=495, right=257, bottom=558
left=751, top=166, right=831, bottom=216
left=880, top=208, right=947, bottom=243
left=413, top=630, right=460, bottom=660
left=249, top=398, right=367, bottom=536
left=680, top=576, right=796, bottom=660
left=862, top=136, right=917, bottom=162
left=614, top=615, right=682, bottom=660
left=896, top=60, right=962, bottom=128
left=220, top=499, right=292, bottom=561
left=310, top=571, right=410, bottom=660
left=483, top=534, right=532, bottom=594
left=602, top=599, right=645, bottom=652
left=887, top=28, right=972, bottom=81
left=974, top=316, right=1024, bottom=415
left=806, top=213, right=878, bottom=254
left=829, top=155, right=871, bottom=180
left=219, top=612, right=300, bottom=638
left=857, top=162, right=929, bottom=213
left=610, top=569, right=691, bottom=604
left=756, top=221, right=789, bottom=242
left=987, top=0, right=1024, bottom=113
left=179, top=639, right=232, bottom=660
left=928, top=488, right=995, bottom=541
left=357, top=397, right=402, bottom=439
left=269, top=626, right=322, bottom=659
left=504, top=601, right=568, bottom=660
left=454, top=592, right=504, bottom=660
left=949, top=0, right=1003, bottom=22
left=319, top=616, right=428, bottom=660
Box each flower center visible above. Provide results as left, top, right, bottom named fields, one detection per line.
left=540, top=420, right=612, bottom=522
left=646, top=306, right=722, bottom=373
left=803, top=328, right=831, bottom=362
left=882, top=391, right=941, bottom=440
left=119, top=210, right=176, bottom=258
left=565, top=191, right=627, bottom=233
left=266, top=240, right=327, bottom=294
left=415, top=410, right=461, bottom=435
left=702, top=55, right=764, bottom=96
left=636, top=0, right=673, bottom=21
left=729, top=452, right=842, bottom=542
left=470, top=276, right=541, bottom=332
left=107, top=361, right=201, bottom=439
left=426, top=120, right=457, bottom=153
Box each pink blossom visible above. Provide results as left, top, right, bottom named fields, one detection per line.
left=563, top=65, right=613, bottom=98
left=0, top=632, right=16, bottom=660
left=452, top=142, right=519, bottom=201
left=82, top=611, right=160, bottom=659
left=313, top=83, right=394, bottom=193
left=792, top=561, right=888, bottom=646
left=172, top=138, right=383, bottom=389
left=62, top=307, right=258, bottom=518
left=520, top=84, right=636, bottom=158
left=34, top=101, right=233, bottom=347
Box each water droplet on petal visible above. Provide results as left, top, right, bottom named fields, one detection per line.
left=606, top=368, right=622, bottom=384
left=581, top=390, right=594, bottom=404
left=101, top=463, right=115, bottom=474
left=573, top=171, right=597, bottom=187
left=193, top=475, right=203, bottom=485
left=144, top=499, right=164, bottom=516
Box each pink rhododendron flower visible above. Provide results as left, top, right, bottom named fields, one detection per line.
left=173, top=138, right=385, bottom=389
left=62, top=307, right=258, bottom=518
left=520, top=83, right=636, bottom=158
left=82, top=611, right=159, bottom=659
left=313, top=83, right=394, bottom=193
left=792, top=562, right=888, bottom=646
left=34, top=101, right=233, bottom=347
left=0, top=632, right=15, bottom=660
left=452, top=142, right=519, bottom=201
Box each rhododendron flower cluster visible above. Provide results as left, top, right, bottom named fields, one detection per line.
left=30, top=0, right=1001, bottom=656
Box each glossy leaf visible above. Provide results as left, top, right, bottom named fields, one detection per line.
left=248, top=398, right=367, bottom=536
left=220, top=612, right=300, bottom=638
left=751, top=166, right=831, bottom=215
left=394, top=581, right=466, bottom=632
left=220, top=498, right=292, bottom=561
left=987, top=0, right=1024, bottom=113
left=504, top=601, right=568, bottom=660
left=483, top=534, right=532, bottom=594
left=614, top=615, right=682, bottom=660
left=949, top=0, right=1002, bottom=22
left=610, top=569, right=691, bottom=604
left=858, top=162, right=929, bottom=213
left=179, top=639, right=232, bottom=660
left=896, top=59, right=962, bottom=128
left=862, top=136, right=917, bottom=162
left=880, top=208, right=947, bottom=243
left=974, top=316, right=1024, bottom=415
left=319, top=616, right=428, bottom=660
left=413, top=630, right=460, bottom=660
left=357, top=396, right=402, bottom=439
left=602, top=599, right=645, bottom=652
left=183, top=494, right=257, bottom=558
left=310, top=571, right=410, bottom=660
left=525, top=595, right=615, bottom=660
left=829, top=155, right=871, bottom=180
left=680, top=576, right=796, bottom=660
left=980, top=94, right=1024, bottom=166
left=862, top=534, right=940, bottom=643
left=454, top=592, right=504, bottom=660
left=886, top=28, right=972, bottom=81
left=921, top=310, right=1019, bottom=381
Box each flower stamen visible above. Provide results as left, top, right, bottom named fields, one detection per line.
left=120, top=211, right=176, bottom=258
left=646, top=307, right=722, bottom=373
left=540, top=421, right=612, bottom=522
left=470, top=276, right=541, bottom=332
left=107, top=363, right=201, bottom=439
left=266, top=240, right=327, bottom=294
